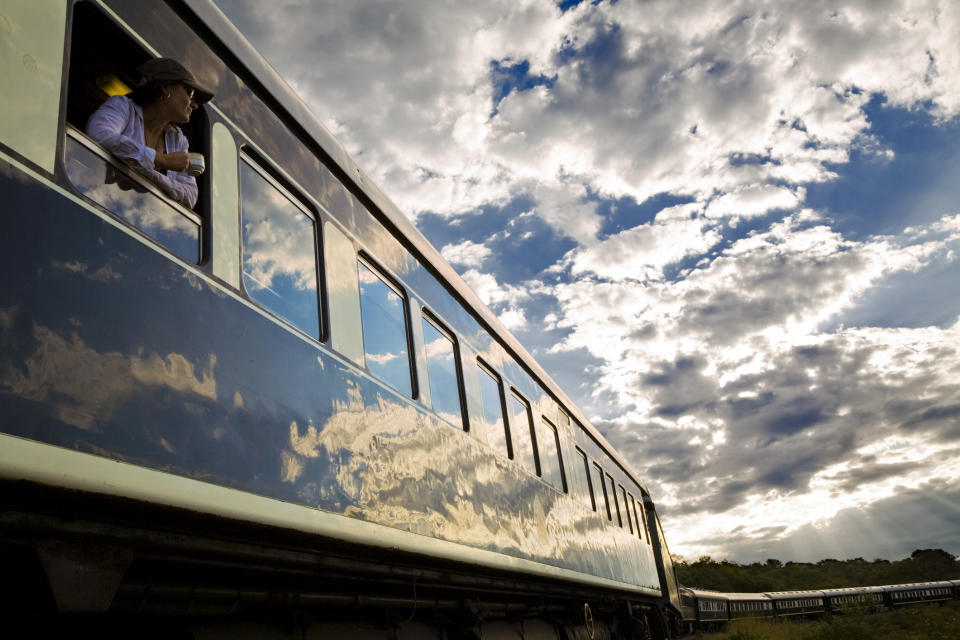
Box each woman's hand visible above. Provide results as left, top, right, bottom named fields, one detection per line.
left=155, top=150, right=190, bottom=173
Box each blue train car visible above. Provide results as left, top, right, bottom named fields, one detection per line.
left=0, top=1, right=681, bottom=637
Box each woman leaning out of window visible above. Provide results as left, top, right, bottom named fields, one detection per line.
left=86, top=58, right=213, bottom=208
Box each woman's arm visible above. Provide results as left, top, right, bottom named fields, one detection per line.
left=85, top=95, right=156, bottom=173
left=147, top=127, right=198, bottom=208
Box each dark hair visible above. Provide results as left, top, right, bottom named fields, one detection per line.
left=128, top=79, right=178, bottom=106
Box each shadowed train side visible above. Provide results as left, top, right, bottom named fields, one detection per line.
left=0, top=1, right=685, bottom=638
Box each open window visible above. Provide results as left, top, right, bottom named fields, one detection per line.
left=64, top=2, right=210, bottom=262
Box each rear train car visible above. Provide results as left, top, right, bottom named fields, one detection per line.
left=0, top=1, right=681, bottom=637
left=882, top=581, right=954, bottom=608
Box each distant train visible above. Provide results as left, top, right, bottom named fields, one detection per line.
left=0, top=2, right=955, bottom=639
left=679, top=580, right=960, bottom=634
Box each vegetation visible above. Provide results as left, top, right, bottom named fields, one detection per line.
left=675, top=548, right=960, bottom=592
left=698, top=601, right=960, bottom=640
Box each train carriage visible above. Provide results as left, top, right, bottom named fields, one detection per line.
left=883, top=581, right=955, bottom=608
left=821, top=586, right=885, bottom=613
left=684, top=588, right=729, bottom=632
left=725, top=593, right=774, bottom=620
left=0, top=1, right=682, bottom=637
left=763, top=591, right=825, bottom=618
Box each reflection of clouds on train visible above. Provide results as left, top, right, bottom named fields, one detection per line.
left=424, top=336, right=453, bottom=360
left=51, top=260, right=122, bottom=282
left=0, top=307, right=15, bottom=333
left=1, top=323, right=216, bottom=432
left=240, top=184, right=317, bottom=292
left=273, top=378, right=612, bottom=570
left=70, top=160, right=193, bottom=235
left=365, top=351, right=401, bottom=366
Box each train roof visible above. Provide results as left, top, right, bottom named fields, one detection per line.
left=687, top=588, right=729, bottom=599
left=821, top=586, right=885, bottom=596
left=723, top=592, right=771, bottom=601
left=177, top=0, right=648, bottom=493
left=880, top=581, right=954, bottom=591
left=763, top=590, right=825, bottom=599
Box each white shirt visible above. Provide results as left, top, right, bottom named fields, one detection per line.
left=85, top=94, right=198, bottom=208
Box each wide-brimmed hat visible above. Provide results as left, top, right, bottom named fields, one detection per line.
left=138, top=58, right=214, bottom=104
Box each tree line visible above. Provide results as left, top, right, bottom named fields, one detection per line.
left=674, top=548, right=959, bottom=592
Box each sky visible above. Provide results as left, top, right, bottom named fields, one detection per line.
left=212, top=0, right=960, bottom=564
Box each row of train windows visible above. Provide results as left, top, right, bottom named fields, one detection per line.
left=835, top=595, right=880, bottom=603
left=575, top=448, right=650, bottom=542
left=731, top=602, right=772, bottom=612
left=237, top=158, right=582, bottom=501
left=892, top=588, right=949, bottom=598
left=783, top=599, right=821, bottom=608
left=699, top=600, right=725, bottom=612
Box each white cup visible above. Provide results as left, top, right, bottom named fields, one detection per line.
left=186, top=152, right=205, bottom=177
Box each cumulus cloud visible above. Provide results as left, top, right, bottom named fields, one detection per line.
left=440, top=240, right=492, bottom=268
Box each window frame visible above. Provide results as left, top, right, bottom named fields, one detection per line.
left=238, top=150, right=323, bottom=339
left=420, top=308, right=466, bottom=430
left=477, top=359, right=512, bottom=459
left=608, top=473, right=622, bottom=527
left=620, top=485, right=633, bottom=534
left=629, top=492, right=643, bottom=540
left=508, top=390, right=540, bottom=477
left=65, top=125, right=204, bottom=228
left=593, top=462, right=611, bottom=521
left=577, top=448, right=596, bottom=512
left=356, top=252, right=417, bottom=398
left=536, top=416, right=567, bottom=493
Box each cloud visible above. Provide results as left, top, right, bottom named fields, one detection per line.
left=440, top=240, right=492, bottom=268
left=570, top=215, right=722, bottom=281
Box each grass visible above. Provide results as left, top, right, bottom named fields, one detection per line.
left=696, top=601, right=960, bottom=640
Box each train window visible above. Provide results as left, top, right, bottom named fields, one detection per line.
left=358, top=259, right=412, bottom=396
left=577, top=449, right=596, bottom=511
left=630, top=494, right=643, bottom=540
left=65, top=129, right=202, bottom=263
left=639, top=497, right=651, bottom=543
left=593, top=463, right=611, bottom=520
left=240, top=157, right=320, bottom=338
left=477, top=362, right=510, bottom=458
left=509, top=394, right=538, bottom=475
left=536, top=418, right=566, bottom=491
left=621, top=487, right=633, bottom=534
left=421, top=314, right=463, bottom=427
left=64, top=3, right=210, bottom=260
left=608, top=474, right=622, bottom=526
